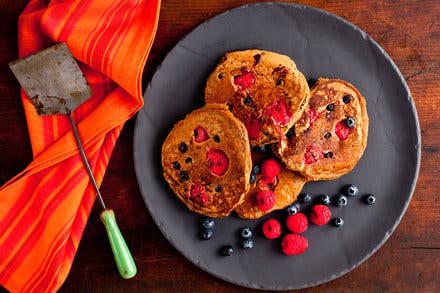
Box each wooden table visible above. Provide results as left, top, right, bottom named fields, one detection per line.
left=1, top=0, right=439, bottom=292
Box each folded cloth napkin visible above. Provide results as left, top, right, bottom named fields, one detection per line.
left=0, top=0, right=160, bottom=291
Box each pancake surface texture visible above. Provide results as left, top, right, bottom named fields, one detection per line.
left=205, top=49, right=309, bottom=147
left=276, top=78, right=369, bottom=180
left=161, top=103, right=252, bottom=217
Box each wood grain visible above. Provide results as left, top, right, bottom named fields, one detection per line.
left=1, top=0, right=439, bottom=292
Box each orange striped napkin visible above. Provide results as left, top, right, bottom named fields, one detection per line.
left=0, top=0, right=160, bottom=291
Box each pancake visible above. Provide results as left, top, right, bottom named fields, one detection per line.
left=205, top=49, right=309, bottom=147
left=235, top=153, right=307, bottom=219
left=275, top=78, right=369, bottom=180
left=161, top=103, right=252, bottom=217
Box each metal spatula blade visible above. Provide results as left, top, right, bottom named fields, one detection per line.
left=9, top=43, right=137, bottom=279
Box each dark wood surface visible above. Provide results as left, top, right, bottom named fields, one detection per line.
left=1, top=0, right=439, bottom=292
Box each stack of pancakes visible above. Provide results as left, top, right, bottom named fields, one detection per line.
left=162, top=50, right=368, bottom=218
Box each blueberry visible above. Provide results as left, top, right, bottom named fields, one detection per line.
left=276, top=79, right=284, bottom=86
left=286, top=204, right=298, bottom=215
left=334, top=194, right=348, bottom=207
left=253, top=54, right=261, bottom=65
left=324, top=152, right=333, bottom=158
left=218, top=73, right=224, bottom=80
left=343, top=95, right=351, bottom=103
left=345, top=117, right=356, bottom=128
left=240, top=227, right=253, bottom=239
left=180, top=171, right=189, bottom=181
left=292, top=201, right=301, bottom=210
left=252, top=165, right=260, bottom=175
left=252, top=145, right=268, bottom=153
left=185, top=157, right=192, bottom=164
left=178, top=142, right=188, bottom=153
left=298, top=193, right=312, bottom=204
left=286, top=126, right=295, bottom=138
left=172, top=161, right=180, bottom=170
left=326, top=103, right=335, bottom=111
left=202, top=218, right=215, bottom=230
left=331, top=217, right=344, bottom=227
left=244, top=96, right=252, bottom=105
left=319, top=194, right=331, bottom=205
left=242, top=239, right=254, bottom=249
left=345, top=184, right=359, bottom=197
left=364, top=194, right=376, bottom=205
left=324, top=132, right=332, bottom=139
left=201, top=229, right=213, bottom=240
left=215, top=185, right=222, bottom=192
left=213, top=135, right=220, bottom=143
left=220, top=245, right=234, bottom=256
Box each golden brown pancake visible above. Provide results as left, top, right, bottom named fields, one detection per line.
left=205, top=49, right=309, bottom=147
left=161, top=103, right=252, bottom=217
left=275, top=78, right=369, bottom=180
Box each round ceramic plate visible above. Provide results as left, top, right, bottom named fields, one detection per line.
left=133, top=2, right=420, bottom=290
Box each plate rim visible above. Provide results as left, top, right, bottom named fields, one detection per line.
left=133, top=2, right=421, bottom=290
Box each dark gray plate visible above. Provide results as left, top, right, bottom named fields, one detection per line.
left=133, top=2, right=420, bottom=290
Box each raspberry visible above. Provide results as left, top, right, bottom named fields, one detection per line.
left=233, top=70, right=255, bottom=90
left=244, top=116, right=262, bottom=140
left=308, top=109, right=320, bottom=124
left=286, top=213, right=308, bottom=234
left=194, top=126, right=209, bottom=143
left=303, top=145, right=324, bottom=164
left=281, top=234, right=309, bottom=256
left=206, top=148, right=229, bottom=176
left=255, top=190, right=276, bottom=212
left=335, top=121, right=350, bottom=140
left=262, top=219, right=281, bottom=239
left=310, top=204, right=332, bottom=226
left=260, top=158, right=281, bottom=178
left=265, top=99, right=292, bottom=126
left=190, top=185, right=208, bottom=205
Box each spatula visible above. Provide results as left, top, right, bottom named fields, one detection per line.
left=8, top=43, right=137, bottom=279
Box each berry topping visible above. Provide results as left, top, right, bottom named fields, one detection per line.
left=364, top=194, right=376, bottom=205
left=346, top=117, right=356, bottom=128
left=190, top=184, right=208, bottom=205
left=202, top=218, right=215, bottom=229
left=250, top=173, right=257, bottom=184
left=253, top=54, right=261, bottom=65
left=200, top=229, right=213, bottom=240
left=244, top=116, right=262, bottom=140
left=308, top=109, right=320, bottom=124
left=180, top=171, right=189, bottom=182
left=252, top=145, right=269, bottom=153
left=335, top=121, right=350, bottom=140
left=255, top=190, right=276, bottom=212
left=345, top=184, right=359, bottom=197
left=233, top=70, right=255, bottom=90
left=334, top=194, right=348, bottom=207
left=262, top=219, right=282, bottom=239
left=240, top=227, right=253, bottom=239
left=185, top=157, right=192, bottom=164
left=326, top=103, right=335, bottom=111
left=310, top=204, right=332, bottom=226
left=172, top=161, right=180, bottom=170
left=324, top=132, right=332, bottom=139
left=244, top=96, right=252, bottom=105
left=318, top=194, right=331, bottom=205
left=178, top=142, right=188, bottom=153
left=260, top=158, right=281, bottom=178
left=220, top=245, right=234, bottom=256
left=343, top=94, right=351, bottom=103
left=215, top=185, right=222, bottom=192
left=242, top=239, right=254, bottom=249
left=286, top=126, right=295, bottom=138
left=292, top=201, right=301, bottom=211
left=281, top=234, right=309, bottom=256
left=324, top=152, right=334, bottom=158
left=252, top=165, right=261, bottom=175
left=304, top=145, right=324, bottom=164
left=213, top=135, right=220, bottom=143
left=286, top=204, right=298, bottom=216
left=298, top=193, right=312, bottom=204
left=287, top=213, right=309, bottom=234
left=206, top=148, right=229, bottom=176
left=265, top=99, right=292, bottom=126
left=194, top=126, right=209, bottom=143
left=257, top=176, right=277, bottom=189
left=331, top=217, right=344, bottom=227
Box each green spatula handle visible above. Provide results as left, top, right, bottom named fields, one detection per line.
left=100, top=209, right=137, bottom=279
